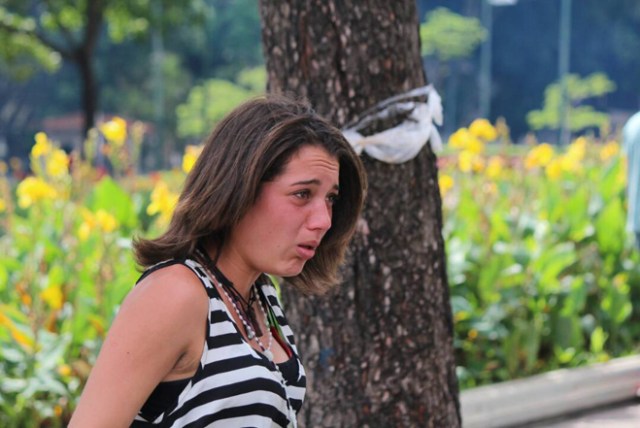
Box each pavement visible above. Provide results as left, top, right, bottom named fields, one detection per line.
left=524, top=399, right=640, bottom=427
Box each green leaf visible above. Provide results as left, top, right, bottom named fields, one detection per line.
left=590, top=327, right=607, bottom=354
left=560, top=276, right=587, bottom=317
left=553, top=314, right=584, bottom=351
left=594, top=197, right=625, bottom=256
left=86, top=176, right=137, bottom=230
left=176, top=78, right=254, bottom=139
left=601, top=281, right=632, bottom=325
left=420, top=8, right=487, bottom=60
left=526, top=72, right=615, bottom=132
left=533, top=242, right=577, bottom=293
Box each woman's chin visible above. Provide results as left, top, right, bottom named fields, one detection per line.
left=274, top=263, right=306, bottom=279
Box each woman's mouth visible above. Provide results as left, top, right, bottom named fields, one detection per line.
left=296, top=243, right=317, bottom=260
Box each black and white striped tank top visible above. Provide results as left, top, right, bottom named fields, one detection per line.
left=132, top=258, right=306, bottom=427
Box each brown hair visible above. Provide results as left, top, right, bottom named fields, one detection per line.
left=133, top=95, right=367, bottom=294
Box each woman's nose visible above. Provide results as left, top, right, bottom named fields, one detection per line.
left=308, top=200, right=332, bottom=231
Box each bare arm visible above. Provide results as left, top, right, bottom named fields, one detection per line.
left=69, top=264, right=209, bottom=427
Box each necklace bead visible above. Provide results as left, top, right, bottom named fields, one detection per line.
left=214, top=279, right=296, bottom=426
left=197, top=253, right=297, bottom=427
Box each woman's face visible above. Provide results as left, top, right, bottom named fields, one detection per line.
left=223, top=145, right=340, bottom=280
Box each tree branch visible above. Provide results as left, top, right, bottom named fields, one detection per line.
left=41, top=0, right=81, bottom=49
left=0, top=13, right=74, bottom=59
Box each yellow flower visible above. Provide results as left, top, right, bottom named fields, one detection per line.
left=449, top=128, right=485, bottom=153
left=41, top=285, right=64, bottom=310
left=600, top=140, right=620, bottom=162
left=438, top=174, right=454, bottom=197
left=147, top=181, right=178, bottom=224
left=11, top=328, right=33, bottom=350
left=20, top=292, right=32, bottom=307
left=468, top=329, right=479, bottom=340
left=566, top=136, right=587, bottom=161
left=78, top=208, right=118, bottom=240
left=0, top=197, right=5, bottom=213
left=617, top=159, right=627, bottom=187
left=458, top=150, right=474, bottom=173
left=524, top=143, right=555, bottom=169
left=454, top=311, right=470, bottom=322
left=0, top=311, right=34, bottom=351
left=458, top=150, right=485, bottom=173
left=100, top=117, right=127, bottom=147
left=469, top=118, right=497, bottom=141
left=31, top=132, right=52, bottom=158
left=95, top=209, right=118, bottom=233
left=449, top=128, right=470, bottom=149
left=545, top=158, right=563, bottom=180
left=78, top=222, right=91, bottom=242
left=465, top=136, right=485, bottom=155
left=613, top=272, right=628, bottom=288
left=472, top=155, right=485, bottom=173
left=16, top=177, right=58, bottom=208
left=485, top=156, right=504, bottom=179
left=57, top=364, right=72, bottom=377
left=560, top=153, right=581, bottom=174
left=88, top=315, right=106, bottom=336
left=182, top=145, right=203, bottom=174
left=46, top=148, right=70, bottom=177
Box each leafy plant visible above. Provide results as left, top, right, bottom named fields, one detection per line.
left=527, top=72, right=616, bottom=134
left=440, top=122, right=639, bottom=389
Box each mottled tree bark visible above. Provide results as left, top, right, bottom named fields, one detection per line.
left=260, top=1, right=460, bottom=426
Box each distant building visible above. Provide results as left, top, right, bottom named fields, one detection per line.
left=39, top=112, right=85, bottom=153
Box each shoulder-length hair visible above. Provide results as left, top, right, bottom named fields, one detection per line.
left=133, top=95, right=367, bottom=294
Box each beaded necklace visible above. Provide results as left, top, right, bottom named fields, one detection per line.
left=195, top=249, right=298, bottom=427
left=196, top=247, right=263, bottom=337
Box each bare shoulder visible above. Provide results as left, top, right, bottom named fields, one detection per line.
left=112, top=262, right=210, bottom=355
left=68, top=263, right=209, bottom=426
left=125, top=263, right=209, bottom=316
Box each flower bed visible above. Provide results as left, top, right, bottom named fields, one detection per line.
left=0, top=118, right=638, bottom=424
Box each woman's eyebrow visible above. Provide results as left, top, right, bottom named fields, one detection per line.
left=291, top=179, right=339, bottom=191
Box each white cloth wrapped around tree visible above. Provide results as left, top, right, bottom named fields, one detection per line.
left=342, top=85, right=443, bottom=164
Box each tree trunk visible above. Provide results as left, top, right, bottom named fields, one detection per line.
left=76, top=50, right=97, bottom=140
left=260, top=1, right=460, bottom=427
left=77, top=0, right=104, bottom=141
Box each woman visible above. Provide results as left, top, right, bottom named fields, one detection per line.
left=69, top=95, right=367, bottom=427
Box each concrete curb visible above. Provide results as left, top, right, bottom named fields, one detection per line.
left=461, top=355, right=640, bottom=427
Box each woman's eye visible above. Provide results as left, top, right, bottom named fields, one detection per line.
left=294, top=190, right=310, bottom=199
left=327, top=194, right=339, bottom=205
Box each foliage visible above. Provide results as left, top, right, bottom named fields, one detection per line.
left=0, top=8, right=61, bottom=80
left=0, top=0, right=208, bottom=144
left=0, top=120, right=182, bottom=426
left=420, top=7, right=487, bottom=61
left=0, top=0, right=205, bottom=65
left=439, top=119, right=640, bottom=389
left=176, top=67, right=265, bottom=140
left=1, top=114, right=639, bottom=422
left=527, top=73, right=617, bottom=134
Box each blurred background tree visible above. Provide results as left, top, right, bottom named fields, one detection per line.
left=0, top=0, right=639, bottom=165
left=420, top=7, right=486, bottom=135
left=0, top=0, right=206, bottom=139
left=417, top=0, right=640, bottom=142
left=527, top=72, right=617, bottom=136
